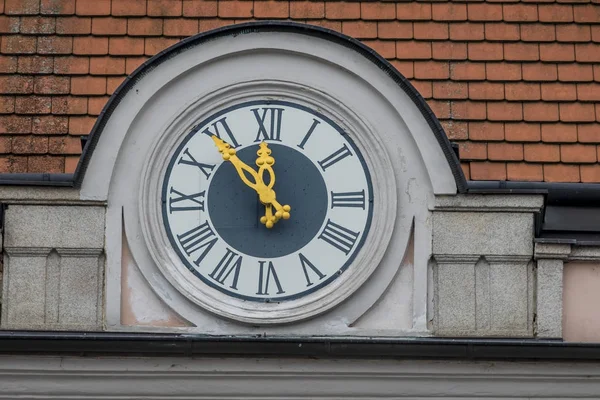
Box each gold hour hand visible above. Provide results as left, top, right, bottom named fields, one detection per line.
left=211, top=136, right=261, bottom=192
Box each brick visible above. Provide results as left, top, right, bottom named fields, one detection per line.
left=450, top=62, right=485, bottom=81
left=414, top=22, right=448, bottom=40
left=542, top=123, right=577, bottom=142
left=0, top=136, right=12, bottom=152
left=145, top=37, right=179, bottom=56
left=0, top=156, right=28, bottom=172
left=505, top=43, right=540, bottom=61
left=579, top=124, right=600, bottom=142
left=593, top=26, right=600, bottom=43
left=32, top=115, right=68, bottom=134
left=88, top=96, right=109, bottom=115
left=520, top=24, right=555, bottom=42
left=540, top=43, right=575, bottom=62
left=112, top=0, right=146, bottom=16
left=595, top=64, right=600, bottom=82
left=432, top=3, right=466, bottom=21
left=486, top=62, right=521, bottom=81
left=469, top=82, right=504, bottom=100
left=71, top=76, right=106, bottom=95
left=109, top=37, right=144, bottom=55
left=148, top=0, right=182, bottom=16
left=56, top=16, right=91, bottom=34
left=487, top=102, right=522, bottom=121
left=488, top=142, right=523, bottom=161
left=581, top=164, right=600, bottom=183
left=557, top=25, right=591, bottom=42
left=18, top=56, right=54, bottom=74
left=0, top=56, right=17, bottom=73
left=0, top=97, right=15, bottom=114
left=414, top=61, right=449, bottom=80
left=428, top=100, right=450, bottom=119
left=69, top=115, right=96, bottom=134
left=390, top=60, right=413, bottom=79
left=470, top=162, right=506, bottom=180
left=52, top=96, right=87, bottom=114
left=34, top=76, right=70, bottom=94
left=574, top=4, right=600, bottom=22
left=503, top=4, right=538, bottom=22
left=128, top=18, right=163, bottom=36
left=433, top=81, right=467, bottom=99
left=452, top=101, right=487, bottom=121
left=0, top=16, right=20, bottom=33
left=28, top=155, right=65, bottom=172
left=15, top=96, right=52, bottom=114
left=254, top=0, right=288, bottom=18
left=576, top=44, right=600, bottom=62
left=183, top=0, right=217, bottom=17
left=342, top=21, right=377, bottom=39
left=0, top=115, right=32, bottom=133
left=41, top=0, right=76, bottom=15
left=5, top=0, right=40, bottom=15
left=325, top=2, right=359, bottom=19
left=507, top=163, right=543, bottom=181
left=561, top=143, right=597, bottom=163
left=106, top=76, right=123, bottom=94
left=524, top=143, right=560, bottom=162
left=21, top=17, right=56, bottom=35
left=539, top=4, right=574, bottom=22
left=541, top=83, right=577, bottom=101
left=65, top=155, right=79, bottom=173
left=560, top=103, right=596, bottom=122
left=522, top=63, right=557, bottom=81
left=397, top=2, right=431, bottom=20
left=459, top=141, right=487, bottom=160
left=0, top=76, right=34, bottom=94
left=125, top=56, right=148, bottom=74
left=544, top=164, right=580, bottom=182
left=76, top=0, right=111, bottom=16
left=49, top=136, right=82, bottom=154
left=290, top=1, right=324, bottom=19
left=54, top=56, right=89, bottom=74
left=505, top=82, right=541, bottom=101
left=73, top=36, right=108, bottom=55
left=468, top=42, right=503, bottom=61
left=163, top=18, right=198, bottom=37
left=441, top=120, right=468, bottom=140
left=467, top=3, right=502, bottom=21
left=304, top=20, right=341, bottom=32
left=378, top=21, right=412, bottom=39
left=361, top=2, right=395, bottom=20
left=397, top=41, right=430, bottom=60
left=12, top=136, right=48, bottom=154
left=485, top=23, right=520, bottom=41
left=449, top=23, right=484, bottom=41
left=89, top=56, right=125, bottom=75
left=558, top=64, right=593, bottom=83
left=2, top=36, right=36, bottom=54
left=524, top=102, right=559, bottom=122
left=433, top=42, right=467, bottom=60
left=92, top=17, right=127, bottom=35
left=198, top=18, right=231, bottom=32
left=576, top=83, right=600, bottom=101
left=410, top=80, right=432, bottom=99
left=505, top=122, right=541, bottom=142
left=37, top=36, right=73, bottom=54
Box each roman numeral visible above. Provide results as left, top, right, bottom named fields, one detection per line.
left=178, top=149, right=215, bottom=179
left=209, top=248, right=242, bottom=290
left=318, top=144, right=353, bottom=171
left=256, top=261, right=285, bottom=296
left=176, top=221, right=218, bottom=266
left=297, top=119, right=320, bottom=150
left=299, top=253, right=325, bottom=287
left=252, top=107, right=284, bottom=142
left=318, top=219, right=360, bottom=255
left=331, top=190, right=366, bottom=209
left=169, top=188, right=205, bottom=213
left=202, top=117, right=240, bottom=148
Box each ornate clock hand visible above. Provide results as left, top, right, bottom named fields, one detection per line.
left=211, top=136, right=262, bottom=192
left=255, top=143, right=291, bottom=222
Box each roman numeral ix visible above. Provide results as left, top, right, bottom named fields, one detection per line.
left=178, top=148, right=215, bottom=179
left=318, top=219, right=360, bottom=255
left=331, top=190, right=366, bottom=209
left=299, top=253, right=326, bottom=287
left=169, top=188, right=205, bottom=213
left=256, top=261, right=285, bottom=296
left=176, top=221, right=218, bottom=266
left=252, top=107, right=284, bottom=142
left=202, top=117, right=240, bottom=148
left=318, top=144, right=353, bottom=171
left=209, top=248, right=242, bottom=290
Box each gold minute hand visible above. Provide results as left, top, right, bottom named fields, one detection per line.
left=211, top=136, right=262, bottom=193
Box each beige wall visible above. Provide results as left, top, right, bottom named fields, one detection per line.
left=563, top=262, right=600, bottom=342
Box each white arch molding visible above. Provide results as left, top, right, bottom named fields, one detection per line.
left=77, top=22, right=462, bottom=334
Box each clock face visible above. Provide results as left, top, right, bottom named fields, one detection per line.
left=162, top=100, right=373, bottom=302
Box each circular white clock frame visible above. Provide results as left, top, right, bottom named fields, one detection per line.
left=79, top=22, right=462, bottom=329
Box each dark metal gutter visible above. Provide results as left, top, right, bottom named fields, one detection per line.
left=0, top=173, right=74, bottom=187
left=1, top=331, right=600, bottom=361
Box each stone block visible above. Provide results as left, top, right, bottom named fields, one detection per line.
left=436, top=257, right=478, bottom=331
left=433, top=212, right=534, bottom=256
left=536, top=259, right=563, bottom=338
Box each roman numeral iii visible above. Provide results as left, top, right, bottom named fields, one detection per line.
left=168, top=188, right=205, bottom=213
left=318, top=143, right=353, bottom=171
left=176, top=221, right=218, bottom=266
left=318, top=219, right=360, bottom=255
left=256, top=261, right=285, bottom=295
left=209, top=248, right=242, bottom=290
left=331, top=190, right=366, bottom=209
left=178, top=148, right=215, bottom=179
left=202, top=117, right=240, bottom=148
left=252, top=107, right=284, bottom=142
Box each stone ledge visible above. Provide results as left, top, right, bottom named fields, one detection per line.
left=434, top=194, right=544, bottom=213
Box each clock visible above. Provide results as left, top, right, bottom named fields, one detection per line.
left=161, top=100, right=373, bottom=302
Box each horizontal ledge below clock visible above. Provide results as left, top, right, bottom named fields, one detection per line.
left=0, top=330, right=590, bottom=362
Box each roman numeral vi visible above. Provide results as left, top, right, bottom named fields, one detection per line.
left=256, top=261, right=285, bottom=295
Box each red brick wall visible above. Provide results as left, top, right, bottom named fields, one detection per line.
left=0, top=0, right=599, bottom=182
